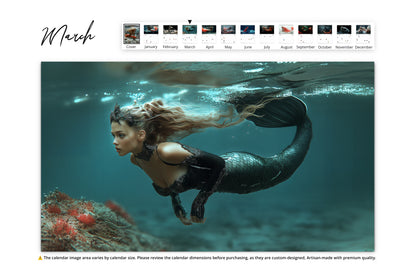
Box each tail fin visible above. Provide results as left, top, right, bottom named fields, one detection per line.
left=231, top=94, right=307, bottom=128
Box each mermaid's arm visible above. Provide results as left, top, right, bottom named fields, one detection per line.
left=171, top=192, right=192, bottom=225
left=183, top=150, right=226, bottom=223
left=152, top=183, right=191, bottom=225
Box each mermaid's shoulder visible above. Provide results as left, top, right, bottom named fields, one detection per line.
left=157, top=142, right=193, bottom=166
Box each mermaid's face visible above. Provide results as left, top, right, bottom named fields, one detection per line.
left=111, top=121, right=146, bottom=156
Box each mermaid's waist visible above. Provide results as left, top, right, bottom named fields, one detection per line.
left=217, top=152, right=283, bottom=194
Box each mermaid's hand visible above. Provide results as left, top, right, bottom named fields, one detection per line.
left=179, top=216, right=193, bottom=225
left=191, top=215, right=206, bottom=224
left=177, top=209, right=192, bottom=225
left=190, top=202, right=206, bottom=224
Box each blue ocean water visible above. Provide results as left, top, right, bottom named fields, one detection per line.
left=41, top=62, right=374, bottom=251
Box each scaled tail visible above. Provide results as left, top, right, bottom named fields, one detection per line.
left=222, top=93, right=312, bottom=191
left=230, top=93, right=307, bottom=127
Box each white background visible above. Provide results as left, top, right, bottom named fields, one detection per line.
left=1, top=0, right=415, bottom=276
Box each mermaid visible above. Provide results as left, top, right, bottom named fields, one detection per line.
left=110, top=94, right=312, bottom=225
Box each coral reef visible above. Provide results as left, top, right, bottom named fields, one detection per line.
left=77, top=214, right=96, bottom=226
left=41, top=190, right=168, bottom=251
left=105, top=200, right=135, bottom=224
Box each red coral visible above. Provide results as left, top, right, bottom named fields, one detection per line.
left=77, top=214, right=96, bottom=226
left=52, top=219, right=77, bottom=239
left=47, top=204, right=61, bottom=214
left=56, top=191, right=72, bottom=201
left=105, top=200, right=121, bottom=212
left=105, top=200, right=134, bottom=224
left=67, top=209, right=79, bottom=216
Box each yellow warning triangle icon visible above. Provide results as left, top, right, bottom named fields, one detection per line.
left=38, top=256, right=42, bottom=260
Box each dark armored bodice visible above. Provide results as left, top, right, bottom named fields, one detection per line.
left=152, top=143, right=226, bottom=195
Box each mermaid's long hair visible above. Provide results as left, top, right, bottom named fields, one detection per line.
left=110, top=98, right=270, bottom=145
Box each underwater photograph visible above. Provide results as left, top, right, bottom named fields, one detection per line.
left=41, top=62, right=374, bottom=251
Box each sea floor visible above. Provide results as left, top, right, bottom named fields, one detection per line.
left=131, top=202, right=374, bottom=252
